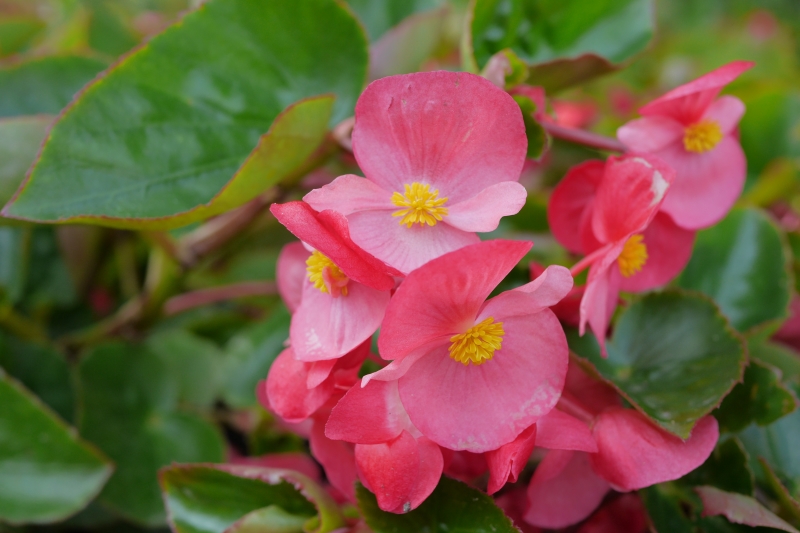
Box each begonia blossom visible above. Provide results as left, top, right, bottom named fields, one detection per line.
left=618, top=61, right=754, bottom=229
left=304, top=71, right=528, bottom=273
left=365, top=240, right=573, bottom=452
left=270, top=201, right=401, bottom=361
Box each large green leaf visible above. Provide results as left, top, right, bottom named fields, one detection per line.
left=0, top=369, right=112, bottom=524
left=357, top=477, right=520, bottom=533
left=76, top=342, right=226, bottom=525
left=466, top=0, right=654, bottom=91
left=0, top=116, right=51, bottom=208
left=345, top=0, right=443, bottom=41
left=3, top=0, right=367, bottom=229
left=0, top=57, right=106, bottom=117
left=160, top=464, right=344, bottom=533
left=678, top=208, right=792, bottom=333
left=568, top=291, right=746, bottom=438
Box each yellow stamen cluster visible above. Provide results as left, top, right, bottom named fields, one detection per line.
left=391, top=182, right=449, bottom=228
left=306, top=251, right=349, bottom=296
left=683, top=120, right=723, bottom=153
left=617, top=234, right=648, bottom=278
left=448, top=317, right=505, bottom=366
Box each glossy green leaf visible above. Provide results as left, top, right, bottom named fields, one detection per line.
left=640, top=484, right=696, bottom=533
left=739, top=409, right=800, bottom=499
left=568, top=291, right=746, bottom=438
left=224, top=505, right=308, bottom=533
left=345, top=0, right=443, bottom=41
left=678, top=208, right=792, bottom=333
left=716, top=361, right=798, bottom=433
left=0, top=369, right=112, bottom=524
left=0, top=116, right=51, bottom=208
left=749, top=340, right=800, bottom=386
left=3, top=0, right=367, bottom=229
left=740, top=90, right=800, bottom=181
left=357, top=477, right=519, bottom=533
left=0, top=227, right=27, bottom=304
left=0, top=57, right=106, bottom=117
left=160, top=464, right=344, bottom=533
left=684, top=438, right=755, bottom=496
left=467, top=0, right=654, bottom=91
left=77, top=342, right=226, bottom=525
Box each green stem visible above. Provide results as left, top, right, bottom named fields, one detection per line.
left=0, top=305, right=48, bottom=342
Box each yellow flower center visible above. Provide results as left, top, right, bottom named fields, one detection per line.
left=391, top=182, right=448, bottom=228
left=306, top=251, right=349, bottom=297
left=449, top=317, right=505, bottom=366
left=617, top=234, right=648, bottom=278
left=683, top=120, right=723, bottom=153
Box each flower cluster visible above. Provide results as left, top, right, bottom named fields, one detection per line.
left=259, top=64, right=750, bottom=526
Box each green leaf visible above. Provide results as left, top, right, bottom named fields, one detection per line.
left=357, top=477, right=520, bottom=533
left=739, top=409, right=800, bottom=499
left=749, top=340, right=800, bottom=386
left=0, top=57, right=106, bottom=117
left=683, top=438, right=755, bottom=496
left=0, top=369, right=112, bottom=524
left=0, top=16, right=44, bottom=57
left=715, top=361, right=798, bottom=433
left=77, top=342, right=226, bottom=525
left=512, top=94, right=549, bottom=160
left=568, top=290, right=746, bottom=438
left=0, top=116, right=52, bottom=208
left=3, top=0, right=367, bottom=229
left=466, top=0, right=654, bottom=91
left=695, top=486, right=800, bottom=533
left=160, top=464, right=344, bottom=533
left=740, top=90, right=800, bottom=181
left=0, top=227, right=28, bottom=304
left=640, top=484, right=696, bottom=533
left=677, top=208, right=792, bottom=333
left=344, top=0, right=443, bottom=41
left=224, top=505, right=308, bottom=533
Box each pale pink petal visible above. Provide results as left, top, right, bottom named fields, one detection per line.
left=361, top=341, right=444, bottom=386
left=589, top=408, right=719, bottom=491
left=656, top=136, right=746, bottom=230
left=306, top=339, right=369, bottom=388
left=579, top=244, right=624, bottom=355
left=326, top=379, right=410, bottom=444
left=404, top=437, right=444, bottom=512
left=379, top=240, right=532, bottom=361
left=309, top=415, right=358, bottom=502
left=548, top=160, right=605, bottom=254
left=480, top=265, right=574, bottom=321
left=266, top=348, right=335, bottom=423
left=444, top=182, right=527, bottom=232
left=702, top=96, right=746, bottom=135
left=398, top=311, right=567, bottom=452
left=618, top=211, right=695, bottom=293
left=536, top=409, right=597, bottom=453
left=524, top=450, right=611, bottom=529
left=303, top=174, right=394, bottom=215
left=306, top=359, right=337, bottom=389
left=564, top=363, right=621, bottom=416
left=487, top=424, right=538, bottom=494
left=277, top=242, right=310, bottom=313
left=291, top=280, right=389, bottom=361
left=617, top=116, right=684, bottom=153
left=352, top=71, right=527, bottom=203
left=347, top=209, right=479, bottom=274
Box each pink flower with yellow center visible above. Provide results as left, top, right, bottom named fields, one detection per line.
left=304, top=71, right=528, bottom=274
left=617, top=61, right=755, bottom=229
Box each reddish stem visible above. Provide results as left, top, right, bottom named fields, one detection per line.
left=164, top=281, right=277, bottom=316
left=544, top=122, right=626, bottom=152
left=556, top=392, right=595, bottom=424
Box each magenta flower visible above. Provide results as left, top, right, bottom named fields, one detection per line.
left=364, top=240, right=573, bottom=453
left=618, top=61, right=755, bottom=229
left=304, top=71, right=528, bottom=274
left=270, top=201, right=401, bottom=361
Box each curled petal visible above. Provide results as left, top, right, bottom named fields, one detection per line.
left=304, top=174, right=394, bottom=215
left=326, top=379, right=411, bottom=444
left=617, top=116, right=684, bottom=153
left=486, top=424, right=537, bottom=494
left=444, top=182, right=528, bottom=233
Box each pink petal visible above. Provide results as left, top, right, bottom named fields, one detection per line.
left=379, top=240, right=532, bottom=361
left=524, top=450, right=611, bottom=529
left=591, top=155, right=674, bottom=244
left=618, top=211, right=695, bottom=293
left=277, top=242, right=310, bottom=313
left=576, top=493, right=648, bottom=533
left=548, top=160, right=605, bottom=254
left=326, top=379, right=410, bottom=444
left=352, top=71, right=527, bottom=204
left=656, top=136, right=746, bottom=229
left=480, top=265, right=574, bottom=321
left=266, top=348, right=336, bottom=423
left=487, top=424, right=537, bottom=494
left=403, top=437, right=443, bottom=512
left=270, top=201, right=401, bottom=290
left=303, top=174, right=394, bottom=215
left=347, top=208, right=480, bottom=274
left=361, top=341, right=441, bottom=386
left=589, top=408, right=719, bottom=491
left=306, top=339, right=370, bottom=388
left=703, top=95, right=746, bottom=135
left=617, top=116, right=684, bottom=153
left=579, top=245, right=624, bottom=355
left=398, top=311, right=568, bottom=452
left=309, top=414, right=358, bottom=502
left=639, top=61, right=755, bottom=124
left=291, top=280, right=389, bottom=361
left=445, top=182, right=528, bottom=232
left=536, top=409, right=597, bottom=453
left=442, top=450, right=488, bottom=482
left=564, top=362, right=621, bottom=417
left=230, top=452, right=322, bottom=482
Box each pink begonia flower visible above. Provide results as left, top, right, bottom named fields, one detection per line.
left=365, top=240, right=573, bottom=453
left=309, top=401, right=359, bottom=503
left=548, top=155, right=694, bottom=353
left=270, top=201, right=402, bottom=361
left=304, top=71, right=528, bottom=274
left=618, top=61, right=755, bottom=229
left=326, top=379, right=443, bottom=513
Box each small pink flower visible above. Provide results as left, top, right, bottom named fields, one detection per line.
left=304, top=71, right=528, bottom=274
left=271, top=202, right=401, bottom=361
left=617, top=61, right=755, bottom=229
left=365, top=240, right=573, bottom=453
